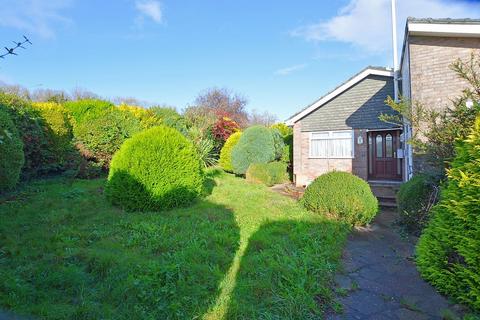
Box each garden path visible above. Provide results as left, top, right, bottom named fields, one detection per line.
left=327, top=208, right=462, bottom=320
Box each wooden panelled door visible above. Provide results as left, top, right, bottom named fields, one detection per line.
left=368, top=130, right=402, bottom=180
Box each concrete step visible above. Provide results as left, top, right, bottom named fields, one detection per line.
left=368, top=180, right=402, bottom=207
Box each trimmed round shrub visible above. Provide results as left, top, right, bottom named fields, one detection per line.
left=397, top=174, right=438, bottom=235
left=301, top=171, right=378, bottom=226
left=0, top=92, right=52, bottom=179
left=246, top=162, right=288, bottom=187
left=32, top=102, right=76, bottom=172
left=0, top=106, right=24, bottom=192
left=416, top=116, right=480, bottom=311
left=219, top=131, right=242, bottom=172
left=271, top=128, right=285, bottom=160
left=105, top=126, right=205, bottom=211
left=231, top=126, right=275, bottom=175
left=66, top=99, right=143, bottom=167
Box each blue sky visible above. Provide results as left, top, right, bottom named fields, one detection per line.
left=0, top=0, right=479, bottom=120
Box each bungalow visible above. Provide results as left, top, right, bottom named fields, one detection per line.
left=286, top=18, right=480, bottom=190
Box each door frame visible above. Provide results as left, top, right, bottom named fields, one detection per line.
left=367, top=129, right=403, bottom=181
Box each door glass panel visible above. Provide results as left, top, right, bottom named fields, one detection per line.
left=376, top=135, right=383, bottom=158
left=385, top=134, right=393, bottom=158
left=368, top=135, right=373, bottom=174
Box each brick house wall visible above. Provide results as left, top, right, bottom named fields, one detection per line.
left=406, top=36, right=480, bottom=173
left=293, top=123, right=368, bottom=186
left=408, top=36, right=480, bottom=110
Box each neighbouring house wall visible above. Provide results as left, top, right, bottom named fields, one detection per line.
left=293, top=75, right=397, bottom=187
left=409, top=36, right=480, bottom=110
left=408, top=36, right=480, bottom=173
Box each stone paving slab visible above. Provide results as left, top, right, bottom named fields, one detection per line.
left=327, top=209, right=461, bottom=320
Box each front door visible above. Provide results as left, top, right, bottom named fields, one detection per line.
left=368, top=130, right=402, bottom=180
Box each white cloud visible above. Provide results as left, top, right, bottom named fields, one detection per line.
left=135, top=0, right=163, bottom=24
left=0, top=0, right=73, bottom=39
left=275, top=64, right=307, bottom=76
left=292, top=0, right=480, bottom=54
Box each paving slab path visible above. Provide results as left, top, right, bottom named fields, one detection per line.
left=328, top=208, right=461, bottom=320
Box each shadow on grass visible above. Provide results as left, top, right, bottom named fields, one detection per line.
left=0, top=182, right=240, bottom=319
left=224, top=219, right=348, bottom=319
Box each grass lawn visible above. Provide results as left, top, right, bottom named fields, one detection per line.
left=0, top=169, right=348, bottom=320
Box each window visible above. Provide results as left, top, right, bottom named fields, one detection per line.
left=376, top=134, right=383, bottom=158
left=310, top=130, right=353, bottom=158
left=385, top=134, right=393, bottom=158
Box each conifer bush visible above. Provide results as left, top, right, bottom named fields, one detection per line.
left=66, top=100, right=143, bottom=167
left=301, top=171, right=378, bottom=226
left=32, top=102, right=76, bottom=172
left=0, top=106, right=24, bottom=192
left=246, top=162, right=288, bottom=187
left=219, top=131, right=242, bottom=172
left=416, top=116, right=480, bottom=311
left=231, top=126, right=275, bottom=175
left=0, top=93, right=52, bottom=179
left=105, top=126, right=205, bottom=211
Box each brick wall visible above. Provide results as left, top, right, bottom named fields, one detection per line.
left=408, top=36, right=480, bottom=173
left=293, top=122, right=368, bottom=186
left=409, top=36, right=480, bottom=110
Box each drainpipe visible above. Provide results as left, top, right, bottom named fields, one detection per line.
left=391, top=0, right=399, bottom=102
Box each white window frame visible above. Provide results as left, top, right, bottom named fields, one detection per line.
left=309, top=130, right=354, bottom=159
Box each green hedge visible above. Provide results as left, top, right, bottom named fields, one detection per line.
left=301, top=171, right=378, bottom=226
left=416, top=116, right=480, bottom=311
left=0, top=93, right=53, bottom=179
left=105, top=126, right=205, bottom=211
left=246, top=162, right=288, bottom=187
left=231, top=126, right=275, bottom=175
left=32, top=102, right=76, bottom=173
left=66, top=99, right=143, bottom=167
left=0, top=106, right=24, bottom=192
left=397, top=174, right=438, bottom=235
left=219, top=131, right=242, bottom=172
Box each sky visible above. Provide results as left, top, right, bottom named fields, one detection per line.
left=0, top=0, right=479, bottom=121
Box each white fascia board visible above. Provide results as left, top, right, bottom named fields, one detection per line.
left=285, top=68, right=393, bottom=126
left=409, top=23, right=480, bottom=37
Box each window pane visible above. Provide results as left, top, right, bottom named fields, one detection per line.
left=385, top=134, right=393, bottom=157
left=311, top=132, right=329, bottom=139
left=329, top=139, right=351, bottom=158
left=331, top=131, right=352, bottom=139
left=376, top=135, right=383, bottom=158
left=311, top=139, right=328, bottom=157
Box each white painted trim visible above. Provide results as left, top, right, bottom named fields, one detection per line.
left=365, top=128, right=402, bottom=132
left=308, top=130, right=354, bottom=159
left=286, top=68, right=393, bottom=126
left=409, top=22, right=480, bottom=37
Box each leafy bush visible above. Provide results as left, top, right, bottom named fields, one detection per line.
left=416, top=116, right=480, bottom=311
left=270, top=123, right=292, bottom=137
left=271, top=128, right=285, bottom=160
left=66, top=100, right=143, bottom=167
left=0, top=106, right=24, bottom=192
left=231, top=126, right=275, bottom=175
left=246, top=162, right=287, bottom=186
left=219, top=131, right=242, bottom=172
left=105, top=126, right=205, bottom=211
left=301, top=171, right=378, bottom=226
left=32, top=102, right=76, bottom=172
left=150, top=106, right=188, bottom=134
left=0, top=93, right=53, bottom=179
left=282, top=134, right=294, bottom=181
left=118, top=104, right=162, bottom=129
left=397, top=174, right=438, bottom=235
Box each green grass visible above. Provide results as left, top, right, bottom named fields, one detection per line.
left=0, top=169, right=348, bottom=319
